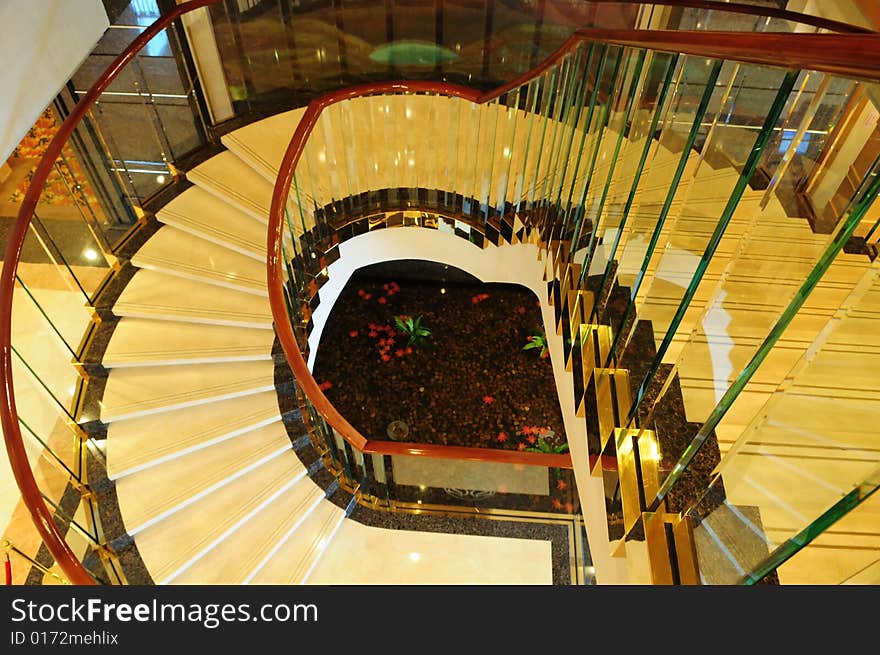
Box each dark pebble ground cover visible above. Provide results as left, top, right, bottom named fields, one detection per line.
left=311, top=268, right=569, bottom=455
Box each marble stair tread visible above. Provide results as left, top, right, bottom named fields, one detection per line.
left=106, top=391, right=282, bottom=479
left=221, top=108, right=306, bottom=182
left=693, top=502, right=772, bottom=585
left=102, top=318, right=274, bottom=368
left=131, top=226, right=267, bottom=296
left=132, top=451, right=303, bottom=584
left=170, top=476, right=325, bottom=584
left=155, top=186, right=266, bottom=261
left=112, top=270, right=273, bottom=328
left=186, top=151, right=275, bottom=224
left=248, top=499, right=345, bottom=585
left=116, top=422, right=293, bottom=535
left=100, top=359, right=276, bottom=422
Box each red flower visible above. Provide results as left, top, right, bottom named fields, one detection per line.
left=527, top=435, right=537, bottom=444
left=564, top=502, right=574, bottom=513
left=378, top=296, right=387, bottom=304
left=517, top=443, right=527, bottom=451
left=396, top=349, right=405, bottom=357
left=471, top=296, right=480, bottom=304
left=497, top=432, right=508, bottom=442
left=349, top=330, right=358, bottom=338
left=369, top=331, right=378, bottom=338
left=482, top=395, right=494, bottom=404
left=556, top=479, right=568, bottom=490
left=357, top=289, right=366, bottom=297
left=405, top=346, right=412, bottom=354
left=363, top=293, right=372, bottom=300
left=318, top=380, right=333, bottom=391
left=552, top=499, right=563, bottom=510
left=381, top=354, right=391, bottom=362
left=522, top=426, right=534, bottom=435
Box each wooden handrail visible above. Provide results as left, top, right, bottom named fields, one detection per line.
left=268, top=27, right=880, bottom=481
left=4, top=0, right=880, bottom=587
left=0, top=0, right=219, bottom=586
left=573, top=28, right=880, bottom=80
left=564, top=0, right=875, bottom=34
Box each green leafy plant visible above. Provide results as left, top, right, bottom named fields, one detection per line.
left=525, top=431, right=569, bottom=454
left=394, top=314, right=432, bottom=347
left=522, top=330, right=549, bottom=358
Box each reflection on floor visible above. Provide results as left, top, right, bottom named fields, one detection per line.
left=308, top=519, right=553, bottom=585
left=392, top=454, right=549, bottom=496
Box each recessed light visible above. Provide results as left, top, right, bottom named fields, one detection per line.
left=155, top=174, right=166, bottom=184
left=83, top=248, right=98, bottom=261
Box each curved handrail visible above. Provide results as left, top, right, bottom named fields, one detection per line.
left=268, top=28, right=880, bottom=495
left=0, top=0, right=219, bottom=585
left=3, top=0, right=878, bottom=587
left=563, top=0, right=875, bottom=34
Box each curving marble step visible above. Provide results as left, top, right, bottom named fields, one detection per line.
left=116, top=421, right=293, bottom=535
left=112, top=270, right=273, bottom=329
left=168, top=476, right=326, bottom=584
left=100, top=359, right=276, bottom=422
left=221, top=107, right=306, bottom=183
left=131, top=451, right=306, bottom=584
left=131, top=226, right=267, bottom=296
left=106, top=390, right=283, bottom=479
left=247, top=498, right=346, bottom=585
left=102, top=318, right=274, bottom=368
left=186, top=150, right=275, bottom=224
left=156, top=186, right=266, bottom=261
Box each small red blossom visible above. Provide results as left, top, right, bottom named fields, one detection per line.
left=556, top=479, right=568, bottom=490
left=363, top=293, right=372, bottom=300
left=318, top=380, right=333, bottom=391
left=527, top=435, right=537, bottom=444
left=381, top=354, right=391, bottom=362
left=369, top=331, right=378, bottom=338
left=564, top=502, right=574, bottom=513
left=405, top=346, right=413, bottom=354
left=482, top=395, right=494, bottom=404
left=396, top=349, right=405, bottom=357
left=357, top=289, right=366, bottom=297
left=349, top=330, right=358, bottom=338
left=377, top=296, right=387, bottom=305
left=552, top=499, right=563, bottom=510
left=517, top=443, right=527, bottom=451
left=497, top=432, right=508, bottom=443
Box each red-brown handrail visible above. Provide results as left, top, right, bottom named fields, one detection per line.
left=268, top=27, right=880, bottom=480
left=0, top=0, right=219, bottom=586
left=4, top=0, right=879, bottom=588
left=560, top=0, right=875, bottom=34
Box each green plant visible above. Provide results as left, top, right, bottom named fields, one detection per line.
left=526, top=432, right=569, bottom=454
left=522, top=330, right=549, bottom=358
left=394, top=314, right=432, bottom=347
